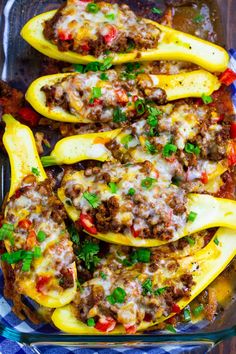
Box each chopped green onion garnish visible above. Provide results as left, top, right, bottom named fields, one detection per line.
left=152, top=7, right=162, bottom=15
left=73, top=64, right=84, bottom=73
left=31, top=167, right=40, bottom=176
left=135, top=249, right=151, bottom=263
left=141, top=177, right=157, bottom=190
left=202, top=93, right=213, bottom=104
left=106, top=294, right=116, bottom=305
left=147, top=114, right=158, bottom=127
left=187, top=211, right=198, bottom=222
left=108, top=182, right=118, bottom=194
left=107, top=287, right=126, bottom=304
left=0, top=223, right=14, bottom=245
left=105, top=13, right=115, bottom=21
left=162, top=143, right=177, bottom=157
left=127, top=188, right=136, bottom=196
left=113, top=107, right=127, bottom=123
left=166, top=324, right=177, bottom=333
left=86, top=3, right=100, bottom=13
left=154, top=287, right=167, bottom=296
left=142, top=278, right=152, bottom=295
left=37, top=230, right=46, bottom=242
left=22, top=253, right=33, bottom=272
left=1, top=250, right=25, bottom=264
left=184, top=143, right=200, bottom=155
left=183, top=307, right=191, bottom=322
left=84, top=61, right=100, bottom=72
left=185, top=236, right=195, bottom=246
left=100, top=57, right=113, bottom=71
left=120, top=134, right=133, bottom=149
left=100, top=271, right=107, bottom=280
left=192, top=304, right=204, bottom=316
left=145, top=140, right=157, bottom=154
left=87, top=318, right=95, bottom=327
left=34, top=246, right=42, bottom=258
left=92, top=87, right=102, bottom=99
left=193, top=14, right=204, bottom=23
left=113, top=287, right=126, bottom=303
left=135, top=98, right=146, bottom=115
left=214, top=237, right=219, bottom=246
left=83, top=191, right=101, bottom=208
left=126, top=62, right=141, bottom=72
left=100, top=73, right=109, bottom=80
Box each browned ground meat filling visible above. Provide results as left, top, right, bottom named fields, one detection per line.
left=63, top=160, right=188, bottom=240
left=43, top=1, right=161, bottom=57
left=41, top=70, right=166, bottom=123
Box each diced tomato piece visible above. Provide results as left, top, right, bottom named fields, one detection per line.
left=200, top=171, right=208, bottom=184
left=58, top=31, right=73, bottom=41
left=95, top=317, right=116, bottom=332
left=171, top=303, right=181, bottom=314
left=18, top=107, right=40, bottom=127
left=133, top=96, right=138, bottom=102
left=124, top=324, right=137, bottom=334
left=36, top=275, right=51, bottom=293
left=130, top=225, right=141, bottom=238
left=228, top=141, right=236, bottom=167
left=18, top=219, right=32, bottom=230
left=80, top=0, right=91, bottom=2
left=26, top=230, right=37, bottom=249
left=103, top=25, right=118, bottom=45
left=230, top=122, right=236, bottom=139
left=79, top=213, right=97, bottom=235
left=115, top=89, right=128, bottom=105
left=81, top=42, right=90, bottom=52
left=219, top=68, right=236, bottom=86
left=89, top=98, right=103, bottom=107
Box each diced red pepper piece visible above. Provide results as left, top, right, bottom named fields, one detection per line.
left=219, top=68, right=236, bottom=86
left=81, top=42, right=90, bottom=52
left=89, top=98, right=103, bottom=107
left=36, top=275, right=51, bottom=293
left=115, top=89, right=128, bottom=105
left=200, top=171, right=208, bottom=184
left=130, top=225, right=141, bottom=238
left=171, top=303, right=181, bottom=314
left=166, top=315, right=177, bottom=325
left=26, top=230, right=37, bottom=249
left=124, top=324, right=137, bottom=334
left=79, top=213, right=97, bottom=235
left=103, top=25, right=118, bottom=45
left=228, top=141, right=236, bottom=167
left=15, top=189, right=22, bottom=199
left=80, top=0, right=91, bottom=2
left=18, top=107, right=40, bottom=127
left=230, top=122, right=236, bottom=139
left=18, top=219, right=32, bottom=230
left=95, top=317, right=116, bottom=332
left=58, top=31, right=73, bottom=41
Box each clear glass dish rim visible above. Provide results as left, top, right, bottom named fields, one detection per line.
left=0, top=0, right=236, bottom=346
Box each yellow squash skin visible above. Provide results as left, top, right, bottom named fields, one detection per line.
left=2, top=114, right=77, bottom=308
left=2, top=114, right=47, bottom=198
left=51, top=227, right=236, bottom=334
left=20, top=11, right=229, bottom=72
left=58, top=170, right=236, bottom=247
left=41, top=129, right=122, bottom=167
left=26, top=70, right=220, bottom=123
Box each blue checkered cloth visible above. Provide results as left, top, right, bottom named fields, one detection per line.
left=1, top=50, right=236, bottom=354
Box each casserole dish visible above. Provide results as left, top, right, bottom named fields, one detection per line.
left=0, top=0, right=235, bottom=352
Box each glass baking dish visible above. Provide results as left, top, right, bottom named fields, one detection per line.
left=0, top=0, right=236, bottom=352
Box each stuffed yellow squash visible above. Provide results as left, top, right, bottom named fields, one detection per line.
left=1, top=114, right=77, bottom=307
